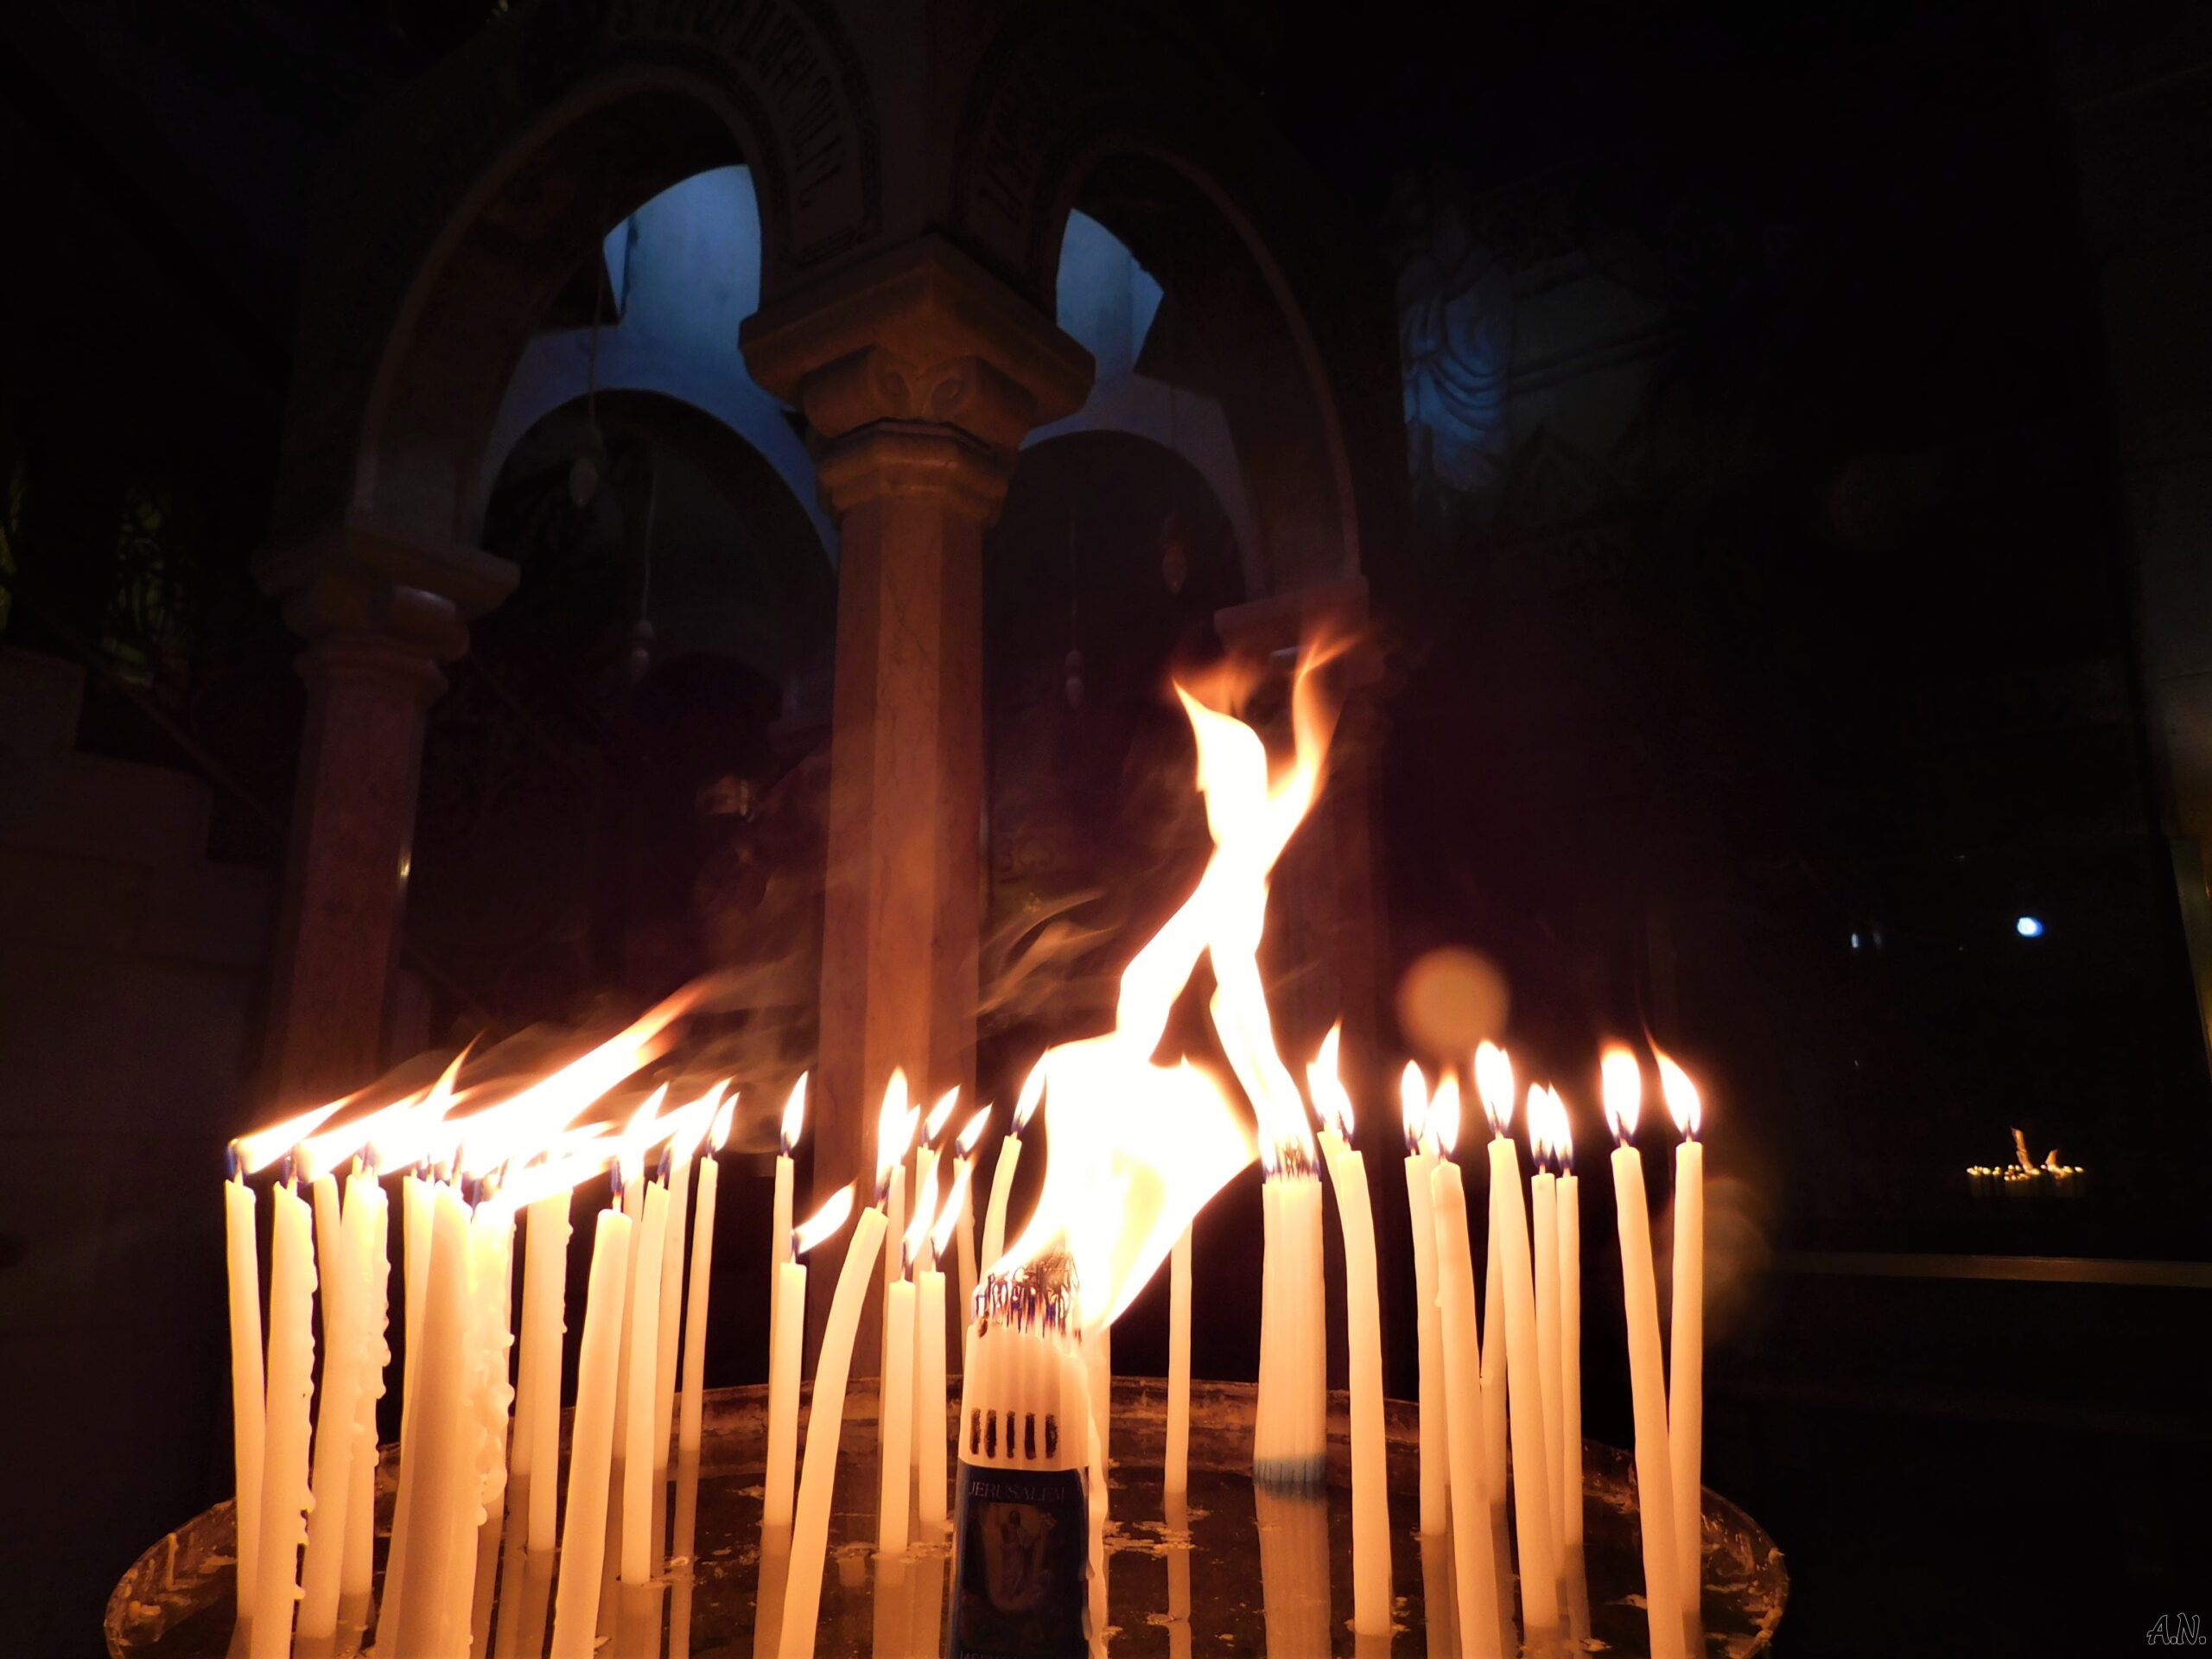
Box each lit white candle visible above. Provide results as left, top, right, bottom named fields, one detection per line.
left=879, top=1243, right=918, bottom=1553
left=1399, top=1065, right=1452, bottom=1538
left=340, top=1167, right=388, bottom=1623
left=1310, top=1026, right=1390, bottom=1636
left=515, top=1185, right=571, bottom=1554
left=1425, top=1081, right=1503, bottom=1658
left=296, top=1165, right=368, bottom=1644
left=389, top=1184, right=474, bottom=1659
left=1165, top=1224, right=1192, bottom=1498
left=1530, top=1092, right=1565, bottom=1560
left=766, top=1185, right=855, bottom=1532
left=951, top=1108, right=987, bottom=1368
left=1554, top=1115, right=1584, bottom=1556
left=654, top=1139, right=696, bottom=1478
left=620, top=1178, right=670, bottom=1582
left=1658, top=1051, right=1706, bottom=1640
left=980, top=1060, right=1044, bottom=1273
left=678, top=1096, right=734, bottom=1460
left=779, top=1203, right=891, bottom=1657
left=769, top=1075, right=804, bottom=1371
left=549, top=1194, right=635, bottom=1659
left=222, top=1159, right=264, bottom=1638
left=920, top=1160, right=971, bottom=1533
left=1485, top=1071, right=1558, bottom=1640
left=250, top=1172, right=317, bottom=1659
left=1602, top=1046, right=1687, bottom=1659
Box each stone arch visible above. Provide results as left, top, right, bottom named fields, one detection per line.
left=274, top=1, right=880, bottom=552
left=948, top=7, right=1404, bottom=599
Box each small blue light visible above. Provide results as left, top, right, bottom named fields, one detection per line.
left=1849, top=932, right=1862, bottom=950
left=2015, top=915, right=2045, bottom=939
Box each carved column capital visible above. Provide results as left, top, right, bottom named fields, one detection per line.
left=257, top=512, right=518, bottom=662
left=813, top=420, right=1020, bottom=524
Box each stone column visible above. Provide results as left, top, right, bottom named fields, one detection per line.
left=257, top=518, right=515, bottom=1105
left=744, top=238, right=1091, bottom=1363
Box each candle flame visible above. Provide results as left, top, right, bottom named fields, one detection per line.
left=232, top=1096, right=349, bottom=1177
left=955, top=1108, right=989, bottom=1159
left=1011, top=1058, right=1045, bottom=1138
left=931, top=1158, right=976, bottom=1260
left=1428, top=1071, right=1462, bottom=1156
left=1655, top=1049, right=1701, bottom=1139
left=711, top=1095, right=734, bottom=1153
left=1307, top=1023, right=1354, bottom=1141
left=1601, top=1044, right=1642, bottom=1142
left=1474, top=1040, right=1514, bottom=1137
left=296, top=1088, right=425, bottom=1181
left=363, top=1049, right=469, bottom=1173
left=876, top=1070, right=919, bottom=1201
left=780, top=1073, right=807, bottom=1157
left=991, top=638, right=1343, bottom=1329
left=792, top=1184, right=855, bottom=1255
left=925, top=1086, right=959, bottom=1147
left=616, top=1084, right=670, bottom=1190
left=1399, top=1061, right=1429, bottom=1154
left=904, top=1151, right=941, bottom=1273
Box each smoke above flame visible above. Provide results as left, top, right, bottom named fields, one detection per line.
left=995, top=639, right=1344, bottom=1331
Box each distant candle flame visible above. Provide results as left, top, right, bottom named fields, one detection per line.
left=780, top=1073, right=807, bottom=1158
left=1307, top=1023, right=1354, bottom=1141
left=711, top=1096, right=734, bottom=1154
left=1399, top=1062, right=1429, bottom=1154
left=955, top=1108, right=989, bottom=1159
left=1601, top=1045, right=1643, bottom=1143
left=1011, top=1059, right=1045, bottom=1138
left=792, top=1184, right=855, bottom=1256
left=876, top=1070, right=918, bottom=1202
left=904, top=1152, right=941, bottom=1274
left=1474, top=1041, right=1514, bottom=1137
left=931, top=1158, right=976, bottom=1261
left=1655, top=1049, right=1701, bottom=1139
left=925, top=1087, right=959, bottom=1147
left=2011, top=1127, right=2034, bottom=1175
left=1428, top=1071, right=1463, bottom=1157
left=232, top=1096, right=349, bottom=1177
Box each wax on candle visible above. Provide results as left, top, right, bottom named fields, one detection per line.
left=1531, top=1103, right=1565, bottom=1556
left=620, top=1179, right=670, bottom=1583
left=1659, top=1052, right=1705, bottom=1636
left=678, top=1099, right=734, bottom=1461
left=952, top=1109, right=986, bottom=1367
left=920, top=1161, right=970, bottom=1534
left=249, top=1177, right=316, bottom=1659
left=550, top=1201, right=634, bottom=1659
left=1556, top=1154, right=1585, bottom=1555
left=1602, top=1046, right=1687, bottom=1659
left=654, top=1143, right=694, bottom=1476
left=222, top=1171, right=264, bottom=1632
left=779, top=1205, right=890, bottom=1657
left=906, top=1150, right=943, bottom=1487
left=1428, top=1135, right=1504, bottom=1658
left=1400, top=1063, right=1452, bottom=1537
left=880, top=1269, right=916, bottom=1552
left=341, top=1173, right=388, bottom=1616
left=1310, top=1027, right=1390, bottom=1636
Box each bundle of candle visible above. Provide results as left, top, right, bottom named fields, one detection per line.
left=203, top=635, right=1739, bottom=1659
left=1967, top=1128, right=2083, bottom=1197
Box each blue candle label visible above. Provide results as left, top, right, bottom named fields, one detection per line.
left=946, top=1461, right=1088, bottom=1657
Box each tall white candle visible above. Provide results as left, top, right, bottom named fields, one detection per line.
left=1310, top=1027, right=1389, bottom=1636
left=516, top=1187, right=571, bottom=1554
left=879, top=1270, right=916, bottom=1553
left=1489, top=1102, right=1559, bottom=1638
left=780, top=1205, right=890, bottom=1657
left=1165, top=1224, right=1192, bottom=1497
left=1556, top=1153, right=1584, bottom=1554
left=341, top=1172, right=388, bottom=1619
left=655, top=1146, right=694, bottom=1477
left=1428, top=1145, right=1503, bottom=1659
left=296, top=1169, right=367, bottom=1643
left=1602, top=1046, right=1686, bottom=1659
left=770, top=1077, right=803, bottom=1376
left=250, top=1176, right=316, bottom=1659
left=390, top=1185, right=474, bottom=1659
left=223, top=1166, right=264, bottom=1635
left=1399, top=1065, right=1451, bottom=1537
left=766, top=1185, right=851, bottom=1532
left=678, top=1098, right=733, bottom=1460
left=916, top=1265, right=949, bottom=1531
left=621, top=1179, right=670, bottom=1583
left=951, top=1109, right=986, bottom=1367
left=1531, top=1128, right=1564, bottom=1555
left=550, top=1201, right=635, bottom=1659
left=1659, top=1053, right=1706, bottom=1636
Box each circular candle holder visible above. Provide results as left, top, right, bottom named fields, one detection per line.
left=108, top=1378, right=1785, bottom=1657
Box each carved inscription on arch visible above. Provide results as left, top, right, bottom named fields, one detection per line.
left=606, top=0, right=880, bottom=269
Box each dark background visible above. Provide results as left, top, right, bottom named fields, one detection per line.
left=3, top=2, right=2209, bottom=1655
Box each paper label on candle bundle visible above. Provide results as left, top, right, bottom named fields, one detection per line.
left=947, top=1462, right=1089, bottom=1659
